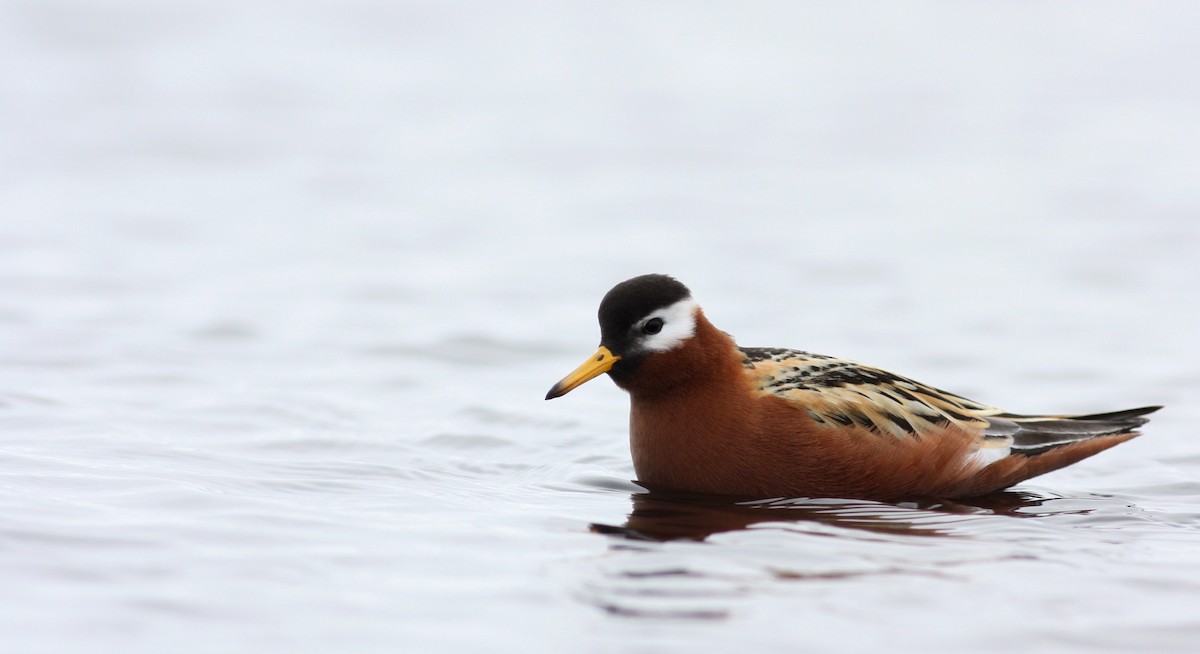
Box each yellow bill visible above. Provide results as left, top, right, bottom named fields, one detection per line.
left=545, top=346, right=621, bottom=400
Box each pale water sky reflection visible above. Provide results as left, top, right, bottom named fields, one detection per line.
left=2, top=2, right=1199, bottom=653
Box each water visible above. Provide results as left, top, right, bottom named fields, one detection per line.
left=2, top=2, right=1199, bottom=652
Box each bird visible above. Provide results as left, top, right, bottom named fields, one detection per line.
left=545, top=274, right=1160, bottom=501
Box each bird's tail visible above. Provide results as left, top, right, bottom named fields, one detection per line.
left=1005, top=405, right=1161, bottom=456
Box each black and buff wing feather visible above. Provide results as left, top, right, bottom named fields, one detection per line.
left=739, top=347, right=1159, bottom=457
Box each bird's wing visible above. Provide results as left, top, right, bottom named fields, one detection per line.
left=739, top=347, right=1000, bottom=441
left=739, top=348, right=1158, bottom=457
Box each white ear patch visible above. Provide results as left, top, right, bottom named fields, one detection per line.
left=638, top=298, right=699, bottom=352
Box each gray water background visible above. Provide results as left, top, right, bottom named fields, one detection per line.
left=3, top=2, right=1200, bottom=652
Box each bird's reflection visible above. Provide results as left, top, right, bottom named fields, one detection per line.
left=592, top=487, right=1071, bottom=542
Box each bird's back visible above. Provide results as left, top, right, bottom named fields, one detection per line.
left=739, top=346, right=1159, bottom=498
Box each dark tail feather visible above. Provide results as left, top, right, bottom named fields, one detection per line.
left=1009, top=405, right=1161, bottom=456
left=1069, top=405, right=1162, bottom=422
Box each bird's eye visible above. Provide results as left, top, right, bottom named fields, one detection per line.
left=642, top=318, right=664, bottom=335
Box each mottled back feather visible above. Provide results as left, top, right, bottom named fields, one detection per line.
left=739, top=347, right=1158, bottom=460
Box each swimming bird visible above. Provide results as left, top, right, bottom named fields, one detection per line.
left=546, top=274, right=1159, bottom=501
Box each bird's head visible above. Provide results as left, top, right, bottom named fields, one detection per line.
left=545, top=274, right=700, bottom=399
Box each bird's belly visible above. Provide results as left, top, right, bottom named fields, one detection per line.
left=628, top=396, right=994, bottom=500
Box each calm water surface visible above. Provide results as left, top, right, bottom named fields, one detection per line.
left=2, top=2, right=1199, bottom=653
